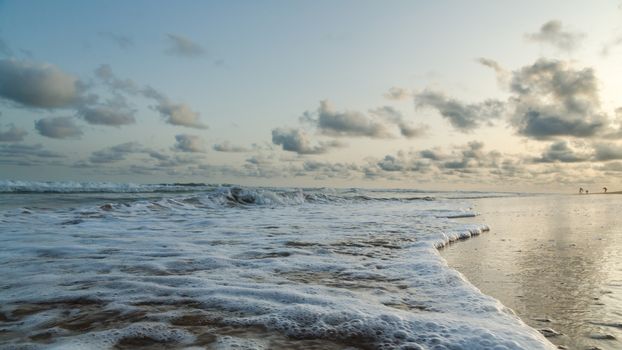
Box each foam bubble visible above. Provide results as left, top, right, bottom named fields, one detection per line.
left=0, top=187, right=553, bottom=349
left=213, top=335, right=268, bottom=350
left=47, top=322, right=195, bottom=350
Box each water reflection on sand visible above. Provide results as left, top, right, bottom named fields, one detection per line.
left=441, top=194, right=622, bottom=350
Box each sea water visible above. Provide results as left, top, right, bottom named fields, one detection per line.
left=0, top=181, right=554, bottom=349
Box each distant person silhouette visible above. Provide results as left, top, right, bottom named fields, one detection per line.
left=579, top=187, right=584, bottom=194
left=603, top=187, right=607, bottom=193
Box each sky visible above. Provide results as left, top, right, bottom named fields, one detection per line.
left=0, top=0, right=621, bottom=191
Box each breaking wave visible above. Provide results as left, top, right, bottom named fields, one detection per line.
left=0, top=182, right=552, bottom=349
left=0, top=180, right=214, bottom=193
left=0, top=181, right=518, bottom=208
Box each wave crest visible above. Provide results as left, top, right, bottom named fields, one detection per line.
left=0, top=180, right=213, bottom=193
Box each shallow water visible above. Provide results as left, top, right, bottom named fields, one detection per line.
left=441, top=194, right=622, bottom=350
left=0, top=182, right=554, bottom=349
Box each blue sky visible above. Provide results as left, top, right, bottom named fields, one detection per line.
left=1, top=0, right=621, bottom=190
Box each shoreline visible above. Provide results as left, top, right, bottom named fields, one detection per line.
left=576, top=191, right=622, bottom=195
left=441, top=194, right=622, bottom=350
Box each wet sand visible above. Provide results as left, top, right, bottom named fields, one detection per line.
left=441, top=194, right=622, bottom=350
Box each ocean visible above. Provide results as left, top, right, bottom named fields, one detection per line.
left=0, top=181, right=554, bottom=349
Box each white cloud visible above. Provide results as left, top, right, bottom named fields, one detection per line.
left=174, top=134, right=207, bottom=153
left=34, top=116, right=83, bottom=139
left=0, top=59, right=78, bottom=108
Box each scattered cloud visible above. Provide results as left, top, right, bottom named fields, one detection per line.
left=592, top=142, right=622, bottom=161
left=0, top=59, right=79, bottom=108
left=34, top=116, right=83, bottom=139
left=95, top=66, right=206, bottom=128
left=525, top=20, right=585, bottom=51
left=0, top=124, right=27, bottom=142
left=84, top=66, right=139, bottom=126
left=0, top=37, right=12, bottom=56
left=302, top=100, right=392, bottom=138
left=146, top=149, right=170, bottom=161
left=508, top=59, right=606, bottom=139
left=513, top=111, right=604, bottom=140
left=19, top=49, right=34, bottom=59
left=165, top=34, right=204, bottom=57
left=213, top=141, right=249, bottom=152
left=414, top=90, right=505, bottom=131
left=439, top=141, right=488, bottom=170
left=356, top=141, right=528, bottom=183
left=369, top=106, right=428, bottom=138
left=78, top=105, right=136, bottom=126
left=142, top=86, right=208, bottom=129
left=156, top=101, right=207, bottom=129
left=0, top=143, right=65, bottom=158
left=271, top=127, right=342, bottom=154
left=377, top=155, right=407, bottom=172
left=1, top=17, right=621, bottom=187
left=317, top=100, right=392, bottom=138
left=397, top=123, right=428, bottom=138
left=153, top=154, right=201, bottom=168
left=435, top=58, right=614, bottom=141
left=477, top=57, right=504, bottom=73
left=533, top=141, right=590, bottom=163
left=301, top=101, right=426, bottom=139
left=601, top=35, right=622, bottom=56
left=477, top=57, right=510, bottom=87
left=298, top=160, right=359, bottom=179
left=598, top=161, right=622, bottom=172
left=173, top=134, right=206, bottom=153
left=419, top=149, right=444, bottom=161
left=241, top=155, right=285, bottom=178
left=98, top=32, right=134, bottom=50
left=90, top=142, right=143, bottom=163
left=384, top=87, right=412, bottom=100
left=95, top=64, right=140, bottom=94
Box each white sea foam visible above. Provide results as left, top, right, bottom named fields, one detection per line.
left=46, top=322, right=196, bottom=350
left=0, top=185, right=553, bottom=349
left=0, top=180, right=213, bottom=193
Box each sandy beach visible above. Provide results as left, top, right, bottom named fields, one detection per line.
left=441, top=194, right=622, bottom=350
